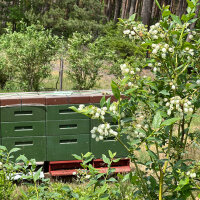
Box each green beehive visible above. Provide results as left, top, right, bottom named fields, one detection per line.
left=1, top=121, right=45, bottom=137
left=2, top=136, right=46, bottom=161
left=46, top=134, right=90, bottom=161
left=46, top=105, right=88, bottom=121
left=1, top=106, right=46, bottom=122
left=46, top=119, right=90, bottom=136
left=90, top=119, right=128, bottom=158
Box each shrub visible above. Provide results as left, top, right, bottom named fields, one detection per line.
left=66, top=32, right=104, bottom=90
left=71, top=1, right=200, bottom=199
left=0, top=24, right=60, bottom=91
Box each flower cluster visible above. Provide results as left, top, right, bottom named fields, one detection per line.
left=149, top=22, right=164, bottom=40
left=78, top=104, right=107, bottom=120
left=151, top=43, right=174, bottom=59
left=165, top=96, right=193, bottom=115
left=186, top=171, right=196, bottom=178
left=126, top=123, right=148, bottom=141
left=120, top=63, right=140, bottom=75
left=91, top=123, right=118, bottom=141
left=123, top=23, right=147, bottom=40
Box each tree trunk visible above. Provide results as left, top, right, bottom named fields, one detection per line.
left=141, top=0, right=153, bottom=27
left=129, top=0, right=136, bottom=17
left=114, top=0, right=122, bottom=22
left=121, top=0, right=127, bottom=18
left=124, top=0, right=131, bottom=18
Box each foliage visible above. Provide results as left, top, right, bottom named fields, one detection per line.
left=0, top=146, right=23, bottom=200
left=67, top=32, right=106, bottom=90
left=0, top=24, right=60, bottom=91
left=72, top=1, right=200, bottom=199
left=0, top=0, right=106, bottom=38
left=72, top=151, right=134, bottom=199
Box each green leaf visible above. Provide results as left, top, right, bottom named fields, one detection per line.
left=16, top=155, right=28, bottom=163
left=72, top=154, right=82, bottom=160
left=102, top=154, right=110, bottom=164
left=113, top=158, right=120, bottom=163
left=69, top=106, right=79, bottom=112
left=71, top=192, right=79, bottom=199
left=0, top=145, right=7, bottom=151
left=100, top=96, right=106, bottom=107
left=159, top=90, right=169, bottom=96
left=147, top=150, right=158, bottom=161
left=84, top=152, right=93, bottom=158
left=9, top=148, right=21, bottom=154
left=33, top=167, right=42, bottom=182
left=155, top=0, right=162, bottom=10
left=111, top=80, right=120, bottom=100
left=129, top=13, right=136, bottom=21
left=161, top=117, right=180, bottom=126
left=108, top=150, right=113, bottom=159
left=152, top=111, right=162, bottom=130
left=108, top=177, right=117, bottom=182
left=171, top=14, right=182, bottom=25
left=162, top=10, right=171, bottom=18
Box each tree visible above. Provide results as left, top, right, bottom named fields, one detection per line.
left=141, top=0, right=153, bottom=27
left=0, top=24, right=60, bottom=91
left=66, top=33, right=104, bottom=90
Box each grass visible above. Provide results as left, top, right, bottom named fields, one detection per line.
left=40, top=70, right=113, bottom=91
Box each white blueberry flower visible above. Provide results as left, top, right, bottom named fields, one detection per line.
left=184, top=103, right=188, bottom=107
left=148, top=63, right=153, bottom=67
left=171, top=85, right=176, bottom=90
left=157, top=63, right=161, bottom=66
left=196, top=80, right=200, bottom=85
left=168, top=48, right=174, bottom=53
left=162, top=53, right=166, bottom=58
left=99, top=135, right=104, bottom=140
left=102, top=107, right=107, bottom=111
left=125, top=68, right=129, bottom=73
left=95, top=113, right=100, bottom=118
left=189, top=108, right=193, bottom=112
left=153, top=35, right=158, bottom=39
left=153, top=67, right=157, bottom=72
left=164, top=44, right=169, bottom=49
left=192, top=31, right=196, bottom=35
left=166, top=102, right=170, bottom=107
left=131, top=31, right=135, bottom=35
left=162, top=48, right=167, bottom=53
left=189, top=34, right=193, bottom=39
left=190, top=173, right=196, bottom=178
left=123, top=30, right=130, bottom=35
left=164, top=98, right=168, bottom=102
left=160, top=34, right=165, bottom=38
left=184, top=108, right=188, bottom=113
left=147, top=180, right=151, bottom=185
left=167, top=110, right=171, bottom=115
left=128, top=82, right=133, bottom=87
left=130, top=70, right=135, bottom=74
left=92, top=133, right=96, bottom=138
left=136, top=68, right=140, bottom=72
left=152, top=49, right=158, bottom=54
left=144, top=124, right=149, bottom=129
left=152, top=44, right=156, bottom=48
left=121, top=112, right=125, bottom=118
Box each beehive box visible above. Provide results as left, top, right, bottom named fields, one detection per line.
left=0, top=90, right=128, bottom=161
